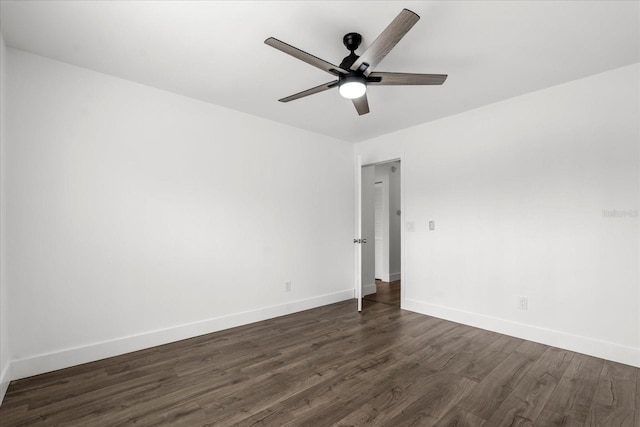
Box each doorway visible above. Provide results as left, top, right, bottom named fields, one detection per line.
left=358, top=160, right=402, bottom=310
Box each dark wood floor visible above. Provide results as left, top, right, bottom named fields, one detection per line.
left=364, top=279, right=401, bottom=306
left=1, top=294, right=637, bottom=426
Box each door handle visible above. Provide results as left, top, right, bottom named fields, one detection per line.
left=362, top=239, right=367, bottom=244
left=353, top=239, right=360, bottom=244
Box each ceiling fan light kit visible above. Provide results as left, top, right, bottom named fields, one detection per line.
left=265, top=8, right=448, bottom=115
left=339, top=74, right=367, bottom=99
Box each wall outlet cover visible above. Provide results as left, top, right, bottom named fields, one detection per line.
left=518, top=296, right=528, bottom=310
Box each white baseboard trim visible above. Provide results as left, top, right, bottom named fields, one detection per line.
left=10, top=289, right=354, bottom=381
left=363, top=283, right=376, bottom=296
left=377, top=273, right=400, bottom=282
left=404, top=298, right=640, bottom=368
left=0, top=362, right=10, bottom=405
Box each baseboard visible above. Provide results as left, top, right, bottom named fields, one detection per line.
left=0, top=361, right=10, bottom=405
left=404, top=298, right=640, bottom=368
left=378, top=273, right=400, bottom=282
left=10, top=289, right=354, bottom=381
left=363, top=283, right=376, bottom=296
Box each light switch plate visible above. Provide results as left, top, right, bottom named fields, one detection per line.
left=429, top=221, right=435, bottom=230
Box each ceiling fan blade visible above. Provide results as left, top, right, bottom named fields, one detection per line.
left=265, top=37, right=348, bottom=76
left=368, top=72, right=447, bottom=85
left=350, top=9, right=420, bottom=76
left=352, top=94, right=370, bottom=115
left=278, top=80, right=338, bottom=103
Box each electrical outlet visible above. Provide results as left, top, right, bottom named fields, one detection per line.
left=518, top=296, right=528, bottom=310
left=285, top=281, right=292, bottom=292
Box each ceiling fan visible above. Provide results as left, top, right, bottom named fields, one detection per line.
left=265, top=8, right=447, bottom=116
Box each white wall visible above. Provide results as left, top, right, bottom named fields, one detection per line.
left=0, top=33, right=10, bottom=402
left=356, top=63, right=640, bottom=367
left=3, top=48, right=355, bottom=380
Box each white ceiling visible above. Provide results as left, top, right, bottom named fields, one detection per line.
left=1, top=1, right=638, bottom=142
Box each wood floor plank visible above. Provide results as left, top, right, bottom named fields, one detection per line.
left=432, top=330, right=511, bottom=382
left=333, top=402, right=381, bottom=426
left=533, top=408, right=585, bottom=427
left=364, top=279, right=401, bottom=306
left=235, top=405, right=296, bottom=426
left=384, top=372, right=476, bottom=426
left=455, top=351, right=538, bottom=419
left=514, top=340, right=549, bottom=361
left=331, top=357, right=443, bottom=425
left=436, top=334, right=524, bottom=385
left=433, top=405, right=487, bottom=427
left=3, top=369, right=178, bottom=427
left=586, top=360, right=636, bottom=426
left=1, top=288, right=638, bottom=426
left=200, top=343, right=405, bottom=425
left=485, top=346, right=574, bottom=426
left=393, top=319, right=459, bottom=358
left=544, top=353, right=604, bottom=423
left=486, top=334, right=525, bottom=354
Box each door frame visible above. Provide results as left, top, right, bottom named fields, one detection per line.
left=355, top=154, right=405, bottom=311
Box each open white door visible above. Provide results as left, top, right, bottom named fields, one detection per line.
left=355, top=159, right=376, bottom=313
left=360, top=165, right=376, bottom=309
left=355, top=156, right=363, bottom=311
